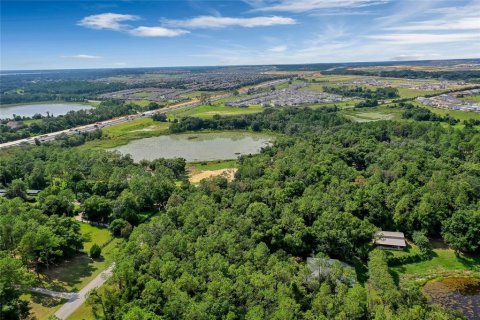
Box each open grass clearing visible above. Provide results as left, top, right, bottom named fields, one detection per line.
left=168, top=103, right=263, bottom=120
left=418, top=103, right=480, bottom=122
left=79, top=222, right=111, bottom=252
left=187, top=159, right=238, bottom=173
left=67, top=301, right=96, bottom=320
left=341, top=105, right=403, bottom=122
left=21, top=292, right=66, bottom=320
left=461, top=94, right=480, bottom=103
left=36, top=238, right=121, bottom=292
left=391, top=248, right=480, bottom=285
left=80, top=118, right=170, bottom=150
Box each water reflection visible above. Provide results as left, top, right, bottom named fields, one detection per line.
left=110, top=132, right=271, bottom=162
left=423, top=277, right=480, bottom=320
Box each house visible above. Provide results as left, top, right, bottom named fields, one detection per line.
left=374, top=231, right=407, bottom=250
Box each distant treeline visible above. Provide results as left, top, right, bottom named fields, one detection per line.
left=323, top=86, right=399, bottom=99
left=1, top=80, right=129, bottom=105
left=322, top=68, right=480, bottom=81
left=169, top=106, right=345, bottom=134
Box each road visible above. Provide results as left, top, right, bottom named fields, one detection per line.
left=26, top=287, right=77, bottom=299
left=0, top=78, right=288, bottom=150
left=54, top=263, right=115, bottom=320
left=0, top=95, right=226, bottom=150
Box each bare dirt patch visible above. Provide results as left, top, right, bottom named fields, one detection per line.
left=189, top=168, right=237, bottom=183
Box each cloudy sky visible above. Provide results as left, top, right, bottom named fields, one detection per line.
left=1, top=0, right=479, bottom=70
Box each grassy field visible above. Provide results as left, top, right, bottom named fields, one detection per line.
left=21, top=293, right=66, bottom=319
left=421, top=104, right=480, bottom=122
left=461, top=94, right=480, bottom=103
left=168, top=103, right=263, bottom=120
left=67, top=301, right=96, bottom=320
left=341, top=105, right=404, bottom=122
left=391, top=248, right=480, bottom=284
left=80, top=222, right=111, bottom=252
left=129, top=99, right=151, bottom=107
left=23, top=224, right=117, bottom=319
left=187, top=159, right=238, bottom=173
left=37, top=238, right=121, bottom=292
left=80, top=118, right=170, bottom=150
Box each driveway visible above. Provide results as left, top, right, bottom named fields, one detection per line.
left=54, top=263, right=115, bottom=320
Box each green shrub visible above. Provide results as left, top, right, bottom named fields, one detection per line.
left=412, top=231, right=431, bottom=253
left=89, top=244, right=102, bottom=259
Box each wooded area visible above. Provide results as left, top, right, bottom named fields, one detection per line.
left=1, top=107, right=478, bottom=319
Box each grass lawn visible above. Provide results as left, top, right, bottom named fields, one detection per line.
left=79, top=222, right=111, bottom=252
left=461, top=94, right=480, bottom=103
left=168, top=103, right=263, bottom=120
left=130, top=99, right=151, bottom=107
left=187, top=159, right=238, bottom=174
left=132, top=91, right=152, bottom=98
left=421, top=104, right=480, bottom=122
left=341, top=105, right=404, bottom=122
left=67, top=301, right=96, bottom=320
left=37, top=238, right=121, bottom=292
left=391, top=248, right=480, bottom=284
left=80, top=118, right=170, bottom=150
left=21, top=293, right=66, bottom=319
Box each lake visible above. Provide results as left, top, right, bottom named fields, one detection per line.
left=423, top=277, right=480, bottom=320
left=109, top=132, right=272, bottom=162
left=0, top=103, right=93, bottom=119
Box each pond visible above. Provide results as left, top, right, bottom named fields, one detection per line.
left=0, top=103, right=93, bottom=119
left=423, top=277, right=480, bottom=320
left=109, top=132, right=272, bottom=162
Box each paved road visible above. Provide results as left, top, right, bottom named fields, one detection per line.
left=0, top=78, right=288, bottom=150
left=27, top=287, right=77, bottom=299
left=54, top=263, right=115, bottom=320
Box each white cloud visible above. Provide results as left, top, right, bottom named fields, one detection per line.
left=129, top=26, right=189, bottom=37
left=367, top=32, right=480, bottom=45
left=268, top=45, right=288, bottom=52
left=60, top=54, right=102, bottom=60
left=112, top=62, right=127, bottom=66
left=249, top=0, right=389, bottom=12
left=164, top=15, right=296, bottom=29
left=78, top=13, right=139, bottom=30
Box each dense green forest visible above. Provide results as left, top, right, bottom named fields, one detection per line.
left=1, top=107, right=479, bottom=319
left=322, top=86, right=399, bottom=99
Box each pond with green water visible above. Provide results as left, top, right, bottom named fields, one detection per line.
left=109, top=132, right=272, bottom=162
left=423, top=277, right=480, bottom=319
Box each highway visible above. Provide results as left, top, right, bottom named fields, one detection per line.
left=0, top=94, right=228, bottom=149
left=0, top=78, right=288, bottom=150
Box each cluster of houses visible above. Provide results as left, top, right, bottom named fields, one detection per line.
left=96, top=69, right=286, bottom=91
left=417, top=88, right=480, bottom=112
left=338, top=78, right=468, bottom=91
left=99, top=88, right=189, bottom=103
left=225, top=86, right=345, bottom=107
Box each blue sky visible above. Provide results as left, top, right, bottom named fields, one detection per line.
left=1, top=0, right=479, bottom=70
